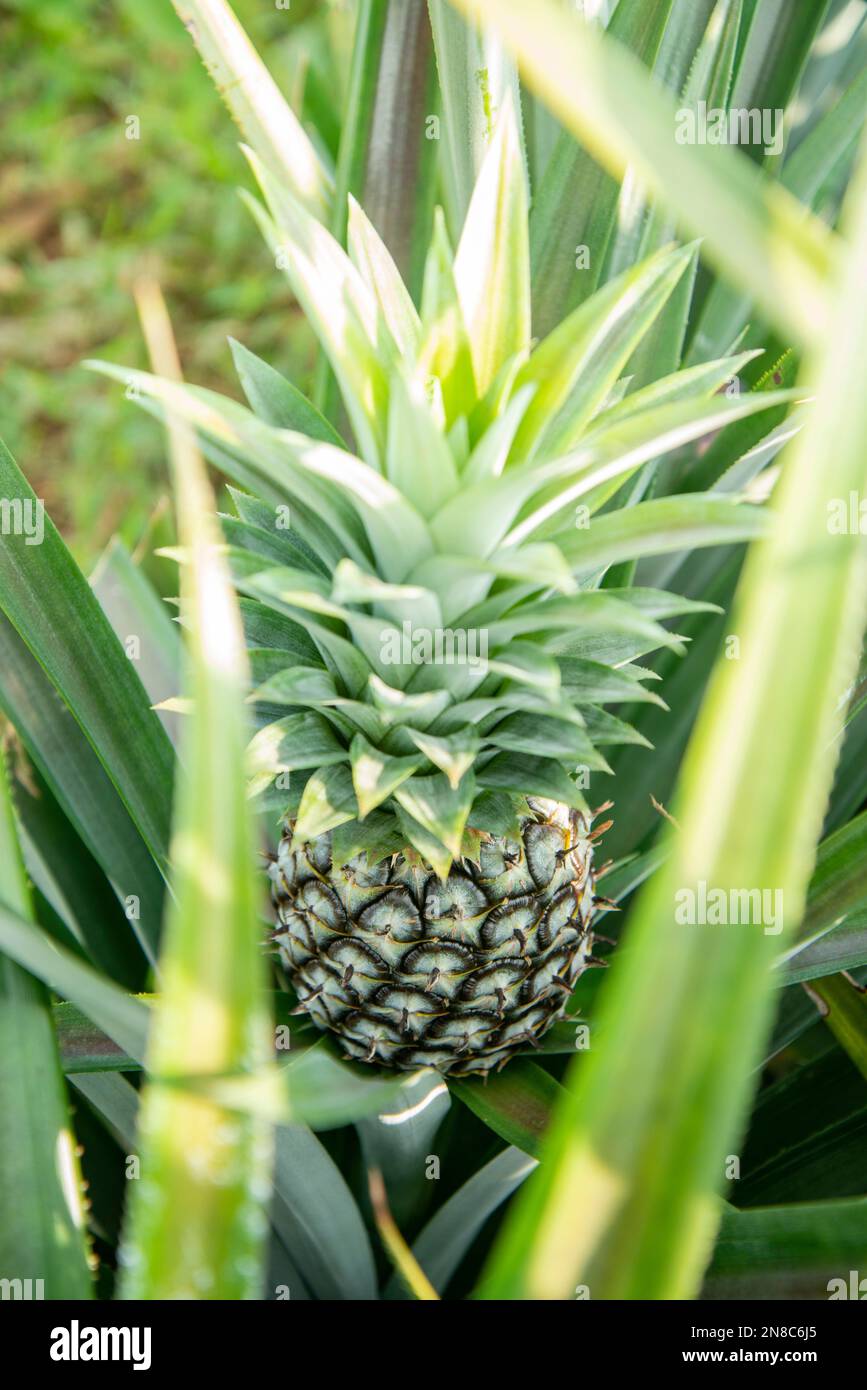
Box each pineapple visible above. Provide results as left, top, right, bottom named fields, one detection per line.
left=270, top=799, right=604, bottom=1074
left=97, top=100, right=787, bottom=1078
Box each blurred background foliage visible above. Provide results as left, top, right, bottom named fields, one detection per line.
left=0, top=0, right=346, bottom=562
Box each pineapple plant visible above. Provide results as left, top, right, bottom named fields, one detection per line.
left=94, top=89, right=788, bottom=1078
left=4, top=0, right=867, bottom=1309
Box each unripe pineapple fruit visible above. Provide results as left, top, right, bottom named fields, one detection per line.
left=270, top=800, right=606, bottom=1075
left=99, top=97, right=787, bottom=1078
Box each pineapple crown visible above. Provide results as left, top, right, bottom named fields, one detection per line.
left=91, top=100, right=792, bottom=878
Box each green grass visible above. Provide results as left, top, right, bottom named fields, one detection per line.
left=0, top=0, right=323, bottom=562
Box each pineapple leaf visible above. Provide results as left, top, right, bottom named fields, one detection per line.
left=783, top=63, right=867, bottom=207
left=249, top=667, right=339, bottom=708
left=347, top=195, right=422, bottom=360
left=12, top=761, right=143, bottom=988
left=394, top=771, right=476, bottom=859
left=0, top=751, right=92, bottom=1298
left=704, top=1195, right=867, bottom=1301
left=728, top=0, right=830, bottom=154
left=558, top=656, right=667, bottom=708
left=108, top=362, right=438, bottom=582
left=385, top=373, right=460, bottom=515
left=410, top=544, right=576, bottom=623
left=87, top=364, right=373, bottom=567
left=0, top=901, right=149, bottom=1067
left=477, top=753, right=587, bottom=811
left=0, top=441, right=175, bottom=877
left=229, top=488, right=332, bottom=575
left=481, top=118, right=867, bottom=1302
left=241, top=153, right=389, bottom=468
left=368, top=674, right=451, bottom=729
left=293, top=765, right=359, bottom=843
left=427, top=0, right=523, bottom=236
left=405, top=729, right=480, bottom=789
left=590, top=350, right=763, bottom=432
left=170, top=0, right=332, bottom=221
left=508, top=385, right=801, bottom=542
left=451, top=1060, right=566, bottom=1158
left=480, top=541, right=578, bottom=593
left=484, top=592, right=686, bottom=652
left=454, top=0, right=837, bottom=348
left=331, top=811, right=406, bottom=868
left=229, top=339, right=345, bottom=447
left=779, top=808, right=867, bottom=976
left=311, top=4, right=438, bottom=329
left=358, top=1070, right=451, bottom=1235
left=418, top=206, right=478, bottom=424
left=528, top=0, right=676, bottom=337
left=221, top=515, right=324, bottom=575
left=249, top=639, right=320, bottom=683
left=581, top=705, right=651, bottom=749
left=386, top=1146, right=536, bottom=1300
left=487, top=713, right=611, bottom=771
left=679, top=351, right=799, bottom=493
left=512, top=242, right=697, bottom=465
left=558, top=494, right=771, bottom=573
left=395, top=804, right=454, bottom=880
left=247, top=713, right=348, bottom=786
left=331, top=558, right=443, bottom=633
left=240, top=574, right=373, bottom=698
left=349, top=734, right=423, bottom=819
left=481, top=642, right=562, bottom=695
left=453, top=92, right=531, bottom=396
left=232, top=562, right=341, bottom=617
left=621, top=0, right=743, bottom=389
left=462, top=382, right=536, bottom=483
left=117, top=281, right=272, bottom=1300
left=271, top=1124, right=377, bottom=1301
left=0, top=613, right=165, bottom=965
left=237, top=434, right=434, bottom=584
left=434, top=690, right=577, bottom=734
left=468, top=342, right=532, bottom=443
left=429, top=378, right=797, bottom=556
left=430, top=464, right=537, bottom=557
left=241, top=599, right=323, bottom=663
left=92, top=535, right=183, bottom=751
left=400, top=556, right=493, bottom=627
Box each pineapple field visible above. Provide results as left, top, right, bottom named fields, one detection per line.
left=3, top=0, right=867, bottom=1327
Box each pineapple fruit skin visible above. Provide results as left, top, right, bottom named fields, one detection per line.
left=270, top=800, right=598, bottom=1076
